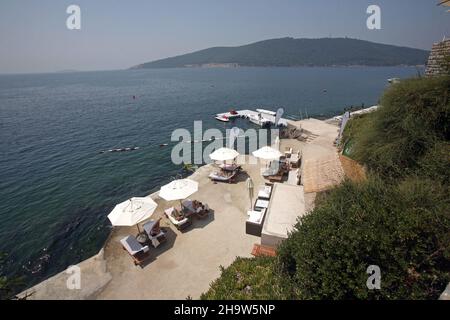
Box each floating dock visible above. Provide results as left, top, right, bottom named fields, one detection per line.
left=215, top=109, right=288, bottom=127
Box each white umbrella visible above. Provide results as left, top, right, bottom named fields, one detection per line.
left=209, top=147, right=240, bottom=161
left=108, top=197, right=158, bottom=232
left=252, top=146, right=283, bottom=160
left=159, top=178, right=198, bottom=202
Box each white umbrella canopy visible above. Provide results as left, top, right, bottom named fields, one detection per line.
left=108, top=197, right=158, bottom=227
left=209, top=147, right=240, bottom=161
left=159, top=178, right=198, bottom=201
left=252, top=146, right=283, bottom=160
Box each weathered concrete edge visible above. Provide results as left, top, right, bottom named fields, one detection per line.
left=17, top=164, right=215, bottom=299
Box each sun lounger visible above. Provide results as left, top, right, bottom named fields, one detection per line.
left=182, top=199, right=210, bottom=219
left=164, top=207, right=191, bottom=230
left=254, top=199, right=270, bottom=211
left=285, top=147, right=293, bottom=158
left=289, top=151, right=301, bottom=168
left=257, top=185, right=272, bottom=200
left=143, top=219, right=167, bottom=248
left=262, top=161, right=280, bottom=177
left=120, top=235, right=151, bottom=266
left=268, top=174, right=283, bottom=182
left=246, top=209, right=266, bottom=236
left=209, top=170, right=236, bottom=183
left=219, top=163, right=241, bottom=172
left=287, top=169, right=300, bottom=185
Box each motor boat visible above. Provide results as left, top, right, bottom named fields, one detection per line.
left=215, top=115, right=230, bottom=122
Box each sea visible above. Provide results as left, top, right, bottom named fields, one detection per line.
left=0, top=66, right=422, bottom=293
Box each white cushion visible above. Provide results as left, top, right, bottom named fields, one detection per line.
left=120, top=235, right=148, bottom=255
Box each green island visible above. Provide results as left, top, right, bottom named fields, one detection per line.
left=132, top=37, right=429, bottom=69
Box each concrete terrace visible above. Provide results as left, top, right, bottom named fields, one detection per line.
left=20, top=118, right=343, bottom=300
left=97, top=158, right=264, bottom=299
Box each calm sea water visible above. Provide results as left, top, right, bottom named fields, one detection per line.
left=0, top=66, right=421, bottom=291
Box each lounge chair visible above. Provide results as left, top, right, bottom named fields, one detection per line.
left=254, top=199, right=269, bottom=211
left=262, top=161, right=280, bottom=177
left=287, top=169, right=300, bottom=186
left=120, top=235, right=151, bottom=266
left=182, top=199, right=210, bottom=219
left=143, top=219, right=167, bottom=248
left=164, top=207, right=191, bottom=230
left=268, top=174, right=283, bottom=182
left=284, top=147, right=293, bottom=158
left=257, top=185, right=272, bottom=200
left=289, top=151, right=301, bottom=168
left=209, top=170, right=236, bottom=183
left=219, top=163, right=241, bottom=172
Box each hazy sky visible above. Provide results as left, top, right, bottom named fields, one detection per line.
left=0, top=0, right=449, bottom=73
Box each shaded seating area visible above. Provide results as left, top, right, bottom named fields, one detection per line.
left=120, top=235, right=151, bottom=266
left=209, top=148, right=241, bottom=183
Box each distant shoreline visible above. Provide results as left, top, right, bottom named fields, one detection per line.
left=0, top=65, right=425, bottom=76
left=131, top=64, right=426, bottom=70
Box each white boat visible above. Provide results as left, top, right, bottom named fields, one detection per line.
left=215, top=115, right=230, bottom=122
left=248, top=114, right=272, bottom=127
left=388, top=78, right=400, bottom=84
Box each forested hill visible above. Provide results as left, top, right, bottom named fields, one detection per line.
left=132, top=37, right=429, bottom=69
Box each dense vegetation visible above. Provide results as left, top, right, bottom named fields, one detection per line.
left=200, top=257, right=295, bottom=300
left=133, top=37, right=429, bottom=69
left=202, top=76, right=450, bottom=300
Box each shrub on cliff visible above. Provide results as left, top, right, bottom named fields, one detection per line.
left=200, top=257, right=295, bottom=300
left=277, top=176, right=450, bottom=299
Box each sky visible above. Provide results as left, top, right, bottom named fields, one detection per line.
left=0, top=0, right=449, bottom=73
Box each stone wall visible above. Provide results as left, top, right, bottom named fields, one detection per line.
left=425, top=39, right=450, bottom=77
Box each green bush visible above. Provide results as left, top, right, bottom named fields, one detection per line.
left=347, top=76, right=450, bottom=178
left=278, top=176, right=450, bottom=300
left=201, top=257, right=295, bottom=300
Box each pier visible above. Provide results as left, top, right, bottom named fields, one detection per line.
left=215, top=109, right=288, bottom=127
